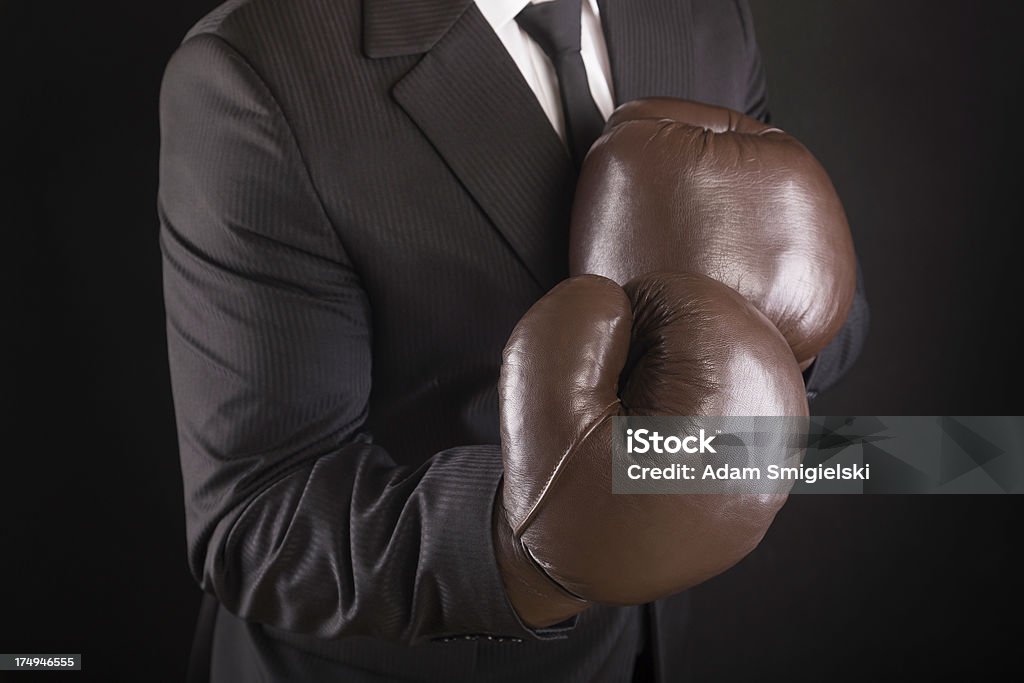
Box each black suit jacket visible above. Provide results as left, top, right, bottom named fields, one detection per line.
left=159, top=0, right=869, bottom=680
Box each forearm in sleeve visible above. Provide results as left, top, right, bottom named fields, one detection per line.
left=159, top=33, right=533, bottom=644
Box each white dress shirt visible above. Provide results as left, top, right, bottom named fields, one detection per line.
left=475, top=0, right=616, bottom=142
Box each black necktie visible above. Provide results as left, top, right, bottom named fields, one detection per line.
left=515, top=0, right=605, bottom=170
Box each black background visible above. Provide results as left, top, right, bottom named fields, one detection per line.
left=3, top=1, right=1022, bottom=681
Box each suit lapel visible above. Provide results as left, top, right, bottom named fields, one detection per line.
left=364, top=0, right=696, bottom=290
left=368, top=0, right=575, bottom=291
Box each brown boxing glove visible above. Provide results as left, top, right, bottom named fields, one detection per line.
left=492, top=273, right=807, bottom=628
left=570, top=97, right=858, bottom=368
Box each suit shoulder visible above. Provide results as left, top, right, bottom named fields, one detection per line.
left=183, top=0, right=253, bottom=40
left=180, top=0, right=356, bottom=53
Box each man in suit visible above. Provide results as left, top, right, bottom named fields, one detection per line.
left=159, top=0, right=868, bottom=680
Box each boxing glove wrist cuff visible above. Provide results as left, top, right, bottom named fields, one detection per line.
left=492, top=493, right=589, bottom=629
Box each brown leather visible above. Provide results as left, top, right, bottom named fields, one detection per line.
left=494, top=273, right=807, bottom=625
left=570, top=97, right=858, bottom=365
left=491, top=496, right=590, bottom=628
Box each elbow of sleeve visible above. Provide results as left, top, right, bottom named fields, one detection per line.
left=184, top=467, right=355, bottom=639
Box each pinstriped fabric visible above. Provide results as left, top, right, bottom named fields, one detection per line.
left=392, top=5, right=575, bottom=291
left=160, top=1, right=866, bottom=681
left=215, top=597, right=643, bottom=682
left=597, top=0, right=694, bottom=103
left=681, top=0, right=696, bottom=102
left=185, top=0, right=251, bottom=39
left=363, top=0, right=473, bottom=57
left=158, top=25, right=550, bottom=649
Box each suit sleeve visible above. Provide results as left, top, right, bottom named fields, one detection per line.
left=158, top=33, right=542, bottom=644
left=736, top=0, right=870, bottom=398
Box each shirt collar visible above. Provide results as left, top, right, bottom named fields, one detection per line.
left=476, top=0, right=601, bottom=29
left=474, top=0, right=533, bottom=30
